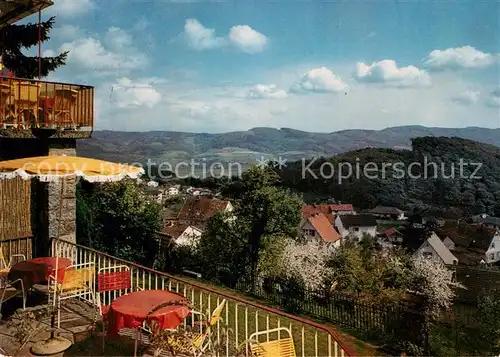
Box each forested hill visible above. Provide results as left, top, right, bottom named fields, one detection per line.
left=277, top=136, right=500, bottom=217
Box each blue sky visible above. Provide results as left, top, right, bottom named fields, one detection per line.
left=20, top=0, right=500, bottom=132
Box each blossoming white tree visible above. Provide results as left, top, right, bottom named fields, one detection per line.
left=280, top=239, right=336, bottom=291
left=408, top=255, right=465, bottom=318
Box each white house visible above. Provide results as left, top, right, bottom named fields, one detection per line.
left=484, top=230, right=500, bottom=264
left=175, top=226, right=203, bottom=246
left=163, top=221, right=203, bottom=247
left=415, top=232, right=458, bottom=265
left=335, top=214, right=377, bottom=240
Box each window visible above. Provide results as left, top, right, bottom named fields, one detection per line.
left=422, top=252, right=432, bottom=259
left=492, top=243, right=495, bottom=248
left=353, top=227, right=359, bottom=232
left=490, top=253, right=495, bottom=261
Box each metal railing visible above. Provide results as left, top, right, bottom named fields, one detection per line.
left=52, top=238, right=355, bottom=357
left=0, top=76, right=94, bottom=130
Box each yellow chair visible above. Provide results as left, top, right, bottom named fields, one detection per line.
left=248, top=327, right=296, bottom=357
left=152, top=299, right=226, bottom=357
left=8, top=81, right=40, bottom=128
left=48, top=262, right=95, bottom=328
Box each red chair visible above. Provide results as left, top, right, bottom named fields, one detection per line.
left=95, top=265, right=133, bottom=351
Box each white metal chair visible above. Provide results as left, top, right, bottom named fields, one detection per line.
left=48, top=262, right=95, bottom=328
left=0, top=247, right=26, bottom=287
left=0, top=278, right=26, bottom=317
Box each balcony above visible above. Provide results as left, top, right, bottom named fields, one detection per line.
left=0, top=0, right=54, bottom=28
left=0, top=76, right=94, bottom=139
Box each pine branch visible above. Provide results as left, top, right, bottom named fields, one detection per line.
left=3, top=52, right=68, bottom=79
left=0, top=17, right=55, bottom=52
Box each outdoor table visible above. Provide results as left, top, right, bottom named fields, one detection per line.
left=107, top=290, right=191, bottom=338
left=7, top=257, right=71, bottom=292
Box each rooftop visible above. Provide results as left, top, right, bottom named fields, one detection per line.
left=338, top=214, right=377, bottom=228
left=0, top=0, right=53, bottom=27
left=307, top=212, right=341, bottom=243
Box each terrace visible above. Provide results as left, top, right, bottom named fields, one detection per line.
left=0, top=236, right=354, bottom=356
left=0, top=77, right=94, bottom=138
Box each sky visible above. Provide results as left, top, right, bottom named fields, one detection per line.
left=19, top=0, right=500, bottom=133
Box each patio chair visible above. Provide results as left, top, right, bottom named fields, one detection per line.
left=152, top=299, right=226, bottom=357
left=0, top=247, right=26, bottom=286
left=247, top=327, right=296, bottom=357
left=94, top=265, right=133, bottom=351
left=48, top=262, right=95, bottom=328
left=0, top=278, right=26, bottom=318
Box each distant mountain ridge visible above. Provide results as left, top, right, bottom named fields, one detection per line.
left=77, top=126, right=500, bottom=165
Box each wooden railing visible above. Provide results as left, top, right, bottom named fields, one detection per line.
left=52, top=238, right=355, bottom=357
left=0, top=76, right=94, bottom=131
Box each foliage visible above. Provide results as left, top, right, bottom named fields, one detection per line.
left=476, top=289, right=500, bottom=354
left=0, top=17, right=67, bottom=78
left=76, top=180, right=161, bottom=266
left=199, top=165, right=303, bottom=288
left=277, top=137, right=500, bottom=217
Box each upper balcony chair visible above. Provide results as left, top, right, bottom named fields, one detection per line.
left=53, top=87, right=78, bottom=130
left=6, top=80, right=40, bottom=129
left=0, top=278, right=26, bottom=319
left=0, top=248, right=26, bottom=287
left=48, top=262, right=95, bottom=328
left=247, top=327, right=297, bottom=357
left=151, top=299, right=226, bottom=357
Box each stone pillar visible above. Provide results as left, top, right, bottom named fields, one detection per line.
left=47, top=141, right=77, bottom=246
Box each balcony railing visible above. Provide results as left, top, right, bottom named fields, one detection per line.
left=52, top=238, right=355, bottom=357
left=0, top=77, right=94, bottom=136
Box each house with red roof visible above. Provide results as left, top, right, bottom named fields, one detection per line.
left=299, top=212, right=342, bottom=247
left=177, top=196, right=233, bottom=226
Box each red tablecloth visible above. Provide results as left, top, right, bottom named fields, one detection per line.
left=8, top=257, right=71, bottom=291
left=107, top=290, right=191, bottom=338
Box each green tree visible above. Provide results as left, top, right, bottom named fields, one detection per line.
left=76, top=180, right=161, bottom=266
left=0, top=16, right=67, bottom=78
left=200, top=165, right=303, bottom=289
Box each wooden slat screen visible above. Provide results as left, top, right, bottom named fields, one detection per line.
left=0, top=177, right=32, bottom=240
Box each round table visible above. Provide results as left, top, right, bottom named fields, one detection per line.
left=107, top=290, right=191, bottom=338
left=7, top=257, right=71, bottom=291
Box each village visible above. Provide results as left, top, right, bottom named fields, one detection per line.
left=140, top=180, right=500, bottom=269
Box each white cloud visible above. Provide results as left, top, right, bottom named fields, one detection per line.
left=228, top=25, right=268, bottom=53
left=290, top=67, right=348, bottom=94
left=47, top=0, right=95, bottom=17
left=247, top=84, right=287, bottom=99
left=424, top=46, right=496, bottom=70
left=54, top=24, right=81, bottom=40
left=104, top=27, right=133, bottom=50
left=486, top=88, right=500, bottom=108
left=354, top=60, right=431, bottom=88
left=181, top=19, right=268, bottom=53
left=42, top=49, right=56, bottom=57
left=110, top=78, right=162, bottom=109
left=60, top=28, right=147, bottom=75
left=183, top=18, right=225, bottom=50
left=451, top=90, right=480, bottom=106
